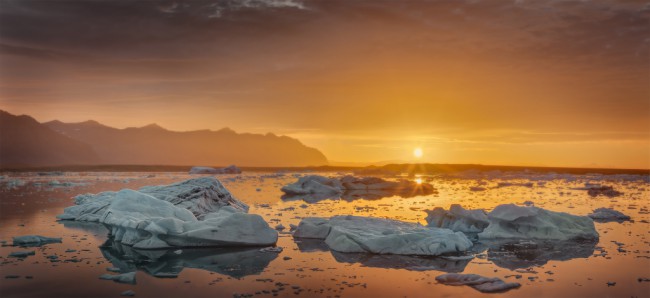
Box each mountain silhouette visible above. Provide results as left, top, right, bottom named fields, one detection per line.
left=43, top=116, right=328, bottom=167
left=0, top=110, right=100, bottom=166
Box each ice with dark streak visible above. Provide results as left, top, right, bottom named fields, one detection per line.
left=57, top=177, right=277, bottom=249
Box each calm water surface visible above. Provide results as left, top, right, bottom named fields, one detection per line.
left=0, top=171, right=648, bottom=297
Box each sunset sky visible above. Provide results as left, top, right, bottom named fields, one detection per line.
left=1, top=0, right=648, bottom=168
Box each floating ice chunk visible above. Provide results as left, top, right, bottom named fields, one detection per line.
left=497, top=182, right=533, bottom=188
left=292, top=217, right=332, bottom=239
left=281, top=175, right=435, bottom=201
left=281, top=175, right=343, bottom=195
left=294, top=215, right=472, bottom=256
left=12, top=235, right=62, bottom=247
left=8, top=251, right=35, bottom=258
left=120, top=290, right=135, bottom=296
left=98, top=190, right=277, bottom=249
left=588, top=208, right=631, bottom=222
left=99, top=272, right=136, bottom=284
left=58, top=177, right=248, bottom=221
left=58, top=178, right=276, bottom=249
left=435, top=273, right=521, bottom=293
left=425, top=204, right=489, bottom=233
left=189, top=165, right=242, bottom=174
left=478, top=204, right=598, bottom=241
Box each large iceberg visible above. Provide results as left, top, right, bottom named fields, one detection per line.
left=293, top=215, right=472, bottom=256
left=424, top=204, right=598, bottom=241
left=478, top=204, right=598, bottom=241
left=281, top=175, right=435, bottom=201
left=425, top=204, right=489, bottom=233
left=58, top=177, right=277, bottom=249
left=59, top=177, right=248, bottom=221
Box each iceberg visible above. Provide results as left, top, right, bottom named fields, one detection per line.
left=435, top=273, right=521, bottom=293
left=425, top=204, right=489, bottom=233
left=59, top=177, right=248, bottom=221
left=58, top=177, right=277, bottom=249
left=189, top=165, right=242, bottom=174
left=281, top=175, right=435, bottom=201
left=12, top=235, right=62, bottom=247
left=478, top=204, right=598, bottom=241
left=99, top=272, right=136, bottom=284
left=588, top=208, right=631, bottom=222
left=293, top=215, right=472, bottom=256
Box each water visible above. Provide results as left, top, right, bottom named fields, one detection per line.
left=0, top=171, right=649, bottom=297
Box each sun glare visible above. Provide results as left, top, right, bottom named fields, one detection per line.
left=415, top=177, right=422, bottom=184
left=413, top=147, right=423, bottom=159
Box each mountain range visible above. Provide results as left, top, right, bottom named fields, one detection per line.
left=0, top=110, right=328, bottom=167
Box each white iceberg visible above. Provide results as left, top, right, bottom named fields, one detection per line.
left=59, top=177, right=248, bottom=221
left=588, top=208, right=631, bottom=222
left=293, top=215, right=472, bottom=256
left=189, top=165, right=242, bottom=174
left=425, top=204, right=489, bottom=233
left=478, top=204, right=598, bottom=241
left=435, top=273, right=521, bottom=293
left=58, top=177, right=277, bottom=249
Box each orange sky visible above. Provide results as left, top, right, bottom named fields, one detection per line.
left=1, top=0, right=648, bottom=168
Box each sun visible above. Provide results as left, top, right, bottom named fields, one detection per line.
left=413, top=147, right=423, bottom=159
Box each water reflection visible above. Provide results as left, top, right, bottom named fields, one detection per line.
left=281, top=188, right=435, bottom=203
left=477, top=239, right=597, bottom=270
left=295, top=239, right=470, bottom=272
left=100, top=240, right=280, bottom=279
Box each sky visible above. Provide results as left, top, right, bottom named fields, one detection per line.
left=1, top=0, right=649, bottom=168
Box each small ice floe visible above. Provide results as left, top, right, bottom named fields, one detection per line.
left=99, top=272, right=136, bottom=284
left=574, top=183, right=623, bottom=197
left=189, top=165, right=242, bottom=174
left=274, top=224, right=286, bottom=231
left=120, top=290, right=136, bottom=296
left=435, top=273, right=521, bottom=293
left=259, top=246, right=283, bottom=253
left=478, top=204, right=598, bottom=241
left=293, top=215, right=472, bottom=256
left=12, top=235, right=62, bottom=247
left=425, top=204, right=489, bottom=233
left=58, top=177, right=277, bottom=249
left=588, top=208, right=631, bottom=222
left=496, top=182, right=533, bottom=188
left=8, top=251, right=35, bottom=258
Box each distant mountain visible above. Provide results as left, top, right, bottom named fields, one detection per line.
left=0, top=110, right=100, bottom=167
left=44, top=118, right=328, bottom=167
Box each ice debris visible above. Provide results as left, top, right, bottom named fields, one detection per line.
left=435, top=273, right=521, bottom=293
left=293, top=215, right=472, bottom=256
left=8, top=251, right=35, bottom=258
